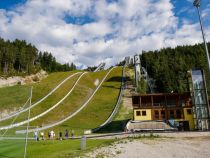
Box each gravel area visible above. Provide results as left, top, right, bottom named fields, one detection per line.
left=86, top=132, right=210, bottom=158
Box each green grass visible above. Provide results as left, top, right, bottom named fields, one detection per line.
left=98, top=102, right=133, bottom=133
left=0, top=73, right=81, bottom=127
left=27, top=70, right=107, bottom=127
left=97, top=66, right=134, bottom=133
left=44, top=67, right=122, bottom=136
left=0, top=85, right=31, bottom=111
left=0, top=139, right=114, bottom=158
left=0, top=71, right=77, bottom=111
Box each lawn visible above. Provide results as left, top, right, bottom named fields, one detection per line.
left=0, top=71, right=77, bottom=111
left=97, top=66, right=134, bottom=133
left=0, top=138, right=114, bottom=158
left=44, top=67, right=123, bottom=136
left=0, top=73, right=81, bottom=127
left=28, top=70, right=107, bottom=127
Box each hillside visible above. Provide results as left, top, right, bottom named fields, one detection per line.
left=43, top=67, right=123, bottom=135
left=0, top=71, right=78, bottom=117
left=140, top=42, right=210, bottom=93
left=0, top=72, right=81, bottom=127
left=0, top=38, right=76, bottom=76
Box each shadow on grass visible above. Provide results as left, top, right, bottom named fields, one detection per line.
left=95, top=120, right=129, bottom=133
left=106, top=76, right=131, bottom=83
left=102, top=85, right=121, bottom=89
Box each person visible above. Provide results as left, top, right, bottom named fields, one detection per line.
left=59, top=131, right=62, bottom=140
left=71, top=130, right=74, bottom=138
left=40, top=132, right=44, bottom=140
left=34, top=131, right=38, bottom=141
left=65, top=129, right=68, bottom=139
left=48, top=131, right=51, bottom=140
left=50, top=130, right=55, bottom=139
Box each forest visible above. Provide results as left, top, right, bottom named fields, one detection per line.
left=140, top=42, right=210, bottom=93
left=0, top=38, right=76, bottom=76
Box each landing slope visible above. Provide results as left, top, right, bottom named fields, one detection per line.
left=45, top=67, right=122, bottom=135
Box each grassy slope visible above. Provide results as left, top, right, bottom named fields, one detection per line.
left=0, top=71, right=77, bottom=111
left=0, top=139, right=114, bottom=158
left=0, top=73, right=81, bottom=127
left=45, top=67, right=122, bottom=135
left=97, top=66, right=134, bottom=133
left=28, top=70, right=107, bottom=127
left=98, top=102, right=133, bottom=133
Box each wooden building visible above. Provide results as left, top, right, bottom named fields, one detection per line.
left=132, top=92, right=195, bottom=130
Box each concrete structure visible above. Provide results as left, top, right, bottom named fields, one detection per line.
left=134, top=54, right=141, bottom=87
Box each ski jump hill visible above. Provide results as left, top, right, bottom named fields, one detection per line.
left=0, top=64, right=125, bottom=137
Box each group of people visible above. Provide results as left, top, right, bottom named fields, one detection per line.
left=34, top=129, right=74, bottom=141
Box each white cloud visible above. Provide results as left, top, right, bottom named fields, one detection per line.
left=0, top=0, right=209, bottom=68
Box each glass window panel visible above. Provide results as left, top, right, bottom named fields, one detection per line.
left=192, top=70, right=204, bottom=90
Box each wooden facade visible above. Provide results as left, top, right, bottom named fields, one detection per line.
left=132, top=92, right=192, bottom=120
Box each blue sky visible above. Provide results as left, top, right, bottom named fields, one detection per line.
left=0, top=0, right=209, bottom=67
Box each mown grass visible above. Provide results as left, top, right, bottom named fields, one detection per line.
left=97, top=66, right=134, bottom=133
left=44, top=67, right=122, bottom=136
left=0, top=139, right=114, bottom=158
left=0, top=71, right=77, bottom=111
left=0, top=85, right=31, bottom=111
left=98, top=102, right=133, bottom=133
left=0, top=73, right=81, bottom=127
left=28, top=70, right=107, bottom=127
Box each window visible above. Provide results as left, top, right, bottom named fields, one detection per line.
left=166, top=99, right=176, bottom=107
left=136, top=111, right=141, bottom=116
left=161, top=110, right=165, bottom=118
left=187, top=109, right=192, bottom=115
left=133, top=96, right=139, bottom=104
left=154, top=110, right=159, bottom=119
left=142, top=111, right=147, bottom=116
left=169, top=110, right=174, bottom=119
left=176, top=109, right=181, bottom=119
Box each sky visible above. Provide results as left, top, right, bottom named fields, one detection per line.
left=0, top=0, right=209, bottom=68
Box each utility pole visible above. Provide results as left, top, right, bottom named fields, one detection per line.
left=24, top=87, right=33, bottom=158
left=194, top=0, right=210, bottom=73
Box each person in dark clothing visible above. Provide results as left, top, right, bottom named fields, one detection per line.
left=71, top=130, right=74, bottom=138
left=59, top=131, right=62, bottom=140
left=48, top=131, right=51, bottom=139
left=65, top=129, right=68, bottom=139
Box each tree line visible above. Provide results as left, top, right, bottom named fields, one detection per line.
left=140, top=42, right=210, bottom=93
left=0, top=38, right=76, bottom=76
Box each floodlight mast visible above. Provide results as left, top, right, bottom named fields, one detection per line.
left=194, top=0, right=210, bottom=73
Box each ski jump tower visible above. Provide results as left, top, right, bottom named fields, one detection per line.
left=134, top=54, right=141, bottom=87
left=94, top=63, right=106, bottom=72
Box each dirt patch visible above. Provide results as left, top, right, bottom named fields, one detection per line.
left=86, top=133, right=210, bottom=158
left=0, top=70, right=47, bottom=88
